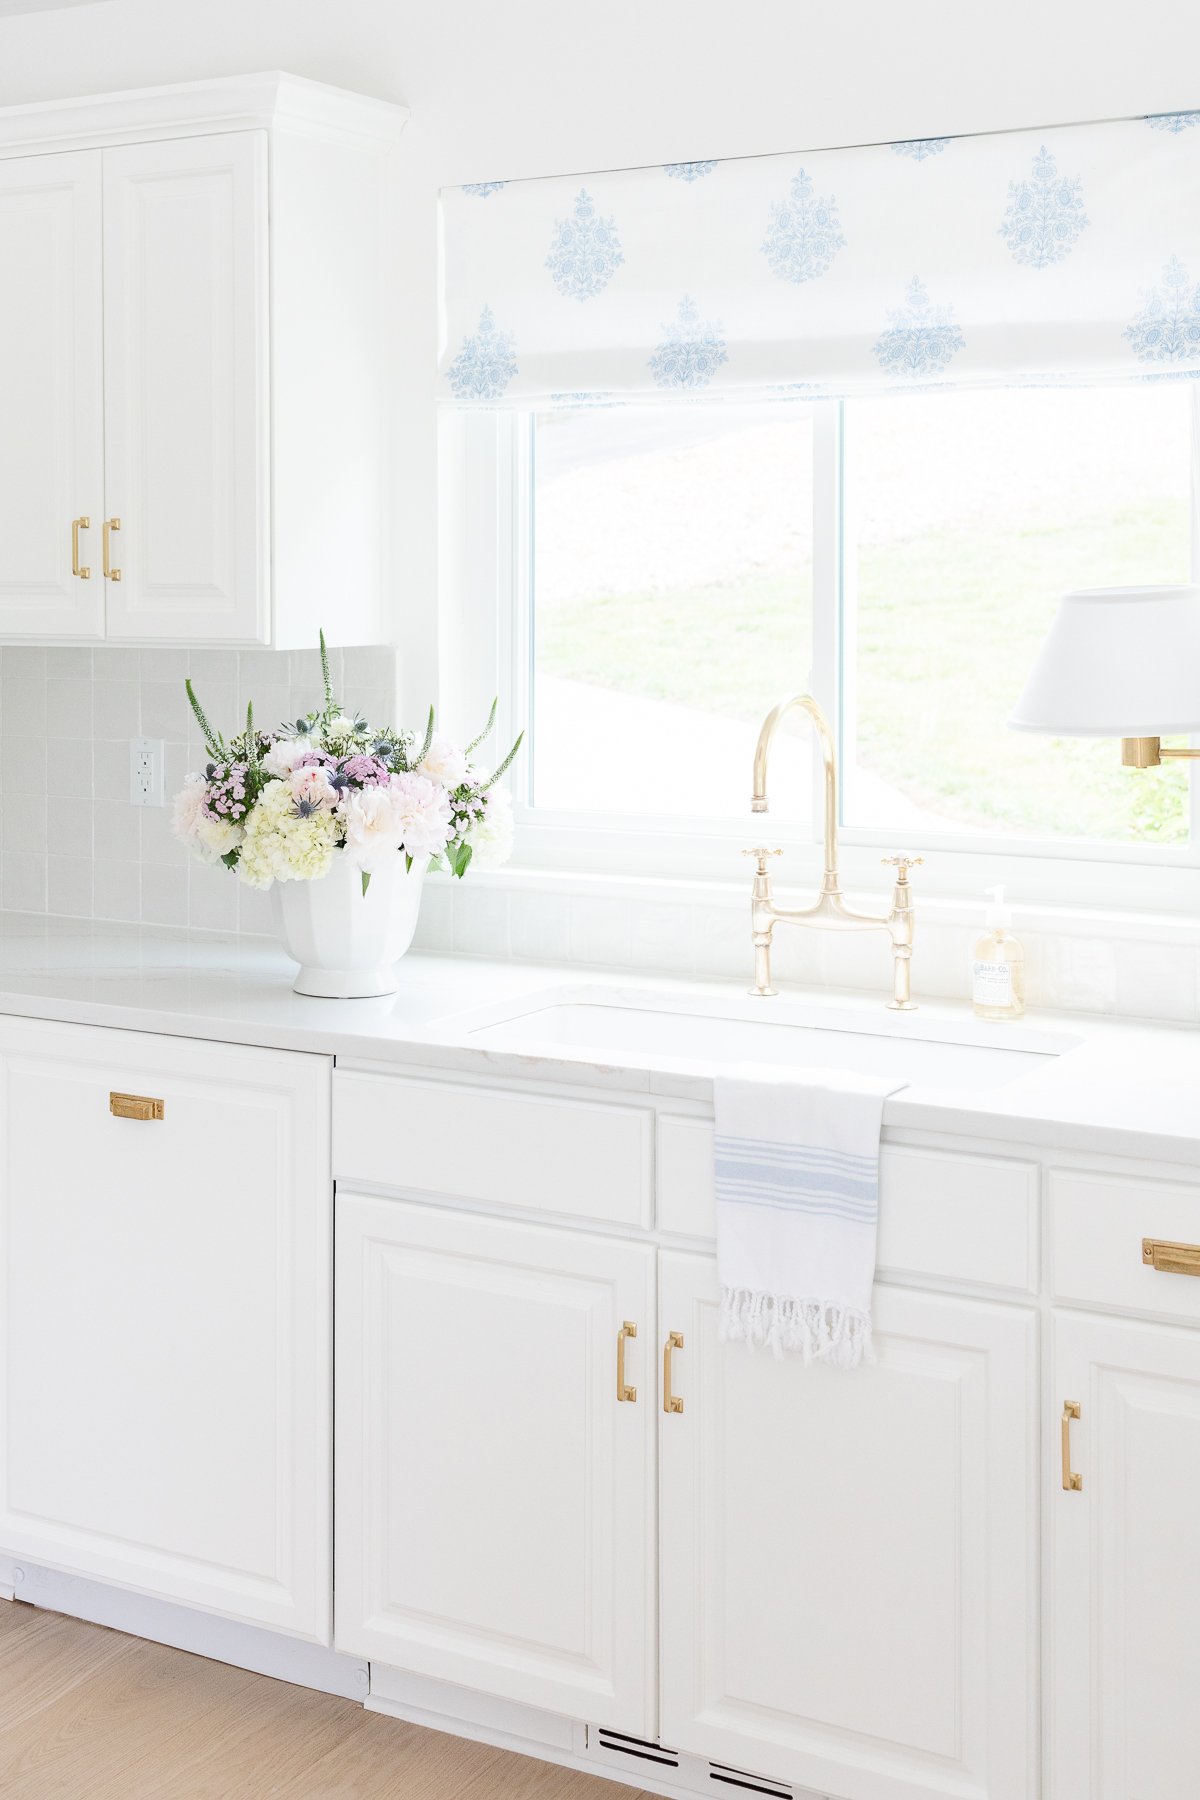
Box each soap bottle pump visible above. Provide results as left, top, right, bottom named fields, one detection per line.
left=972, top=885, right=1025, bottom=1020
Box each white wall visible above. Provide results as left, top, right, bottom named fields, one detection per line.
left=0, top=0, right=1196, bottom=717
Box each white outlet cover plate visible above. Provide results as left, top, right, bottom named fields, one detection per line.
left=130, top=737, right=165, bottom=808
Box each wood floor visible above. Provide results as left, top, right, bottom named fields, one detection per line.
left=0, top=1601, right=656, bottom=1800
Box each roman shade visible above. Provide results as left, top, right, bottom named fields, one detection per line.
left=439, top=111, right=1200, bottom=406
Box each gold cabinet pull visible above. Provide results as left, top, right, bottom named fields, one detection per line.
left=1143, top=1237, right=1200, bottom=1277
left=103, top=516, right=121, bottom=581
left=1061, top=1400, right=1082, bottom=1492
left=663, top=1331, right=684, bottom=1415
left=110, top=1091, right=164, bottom=1121
left=71, top=515, right=91, bottom=579
left=617, top=1320, right=637, bottom=1403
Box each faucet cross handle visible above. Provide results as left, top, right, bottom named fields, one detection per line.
left=742, top=846, right=782, bottom=873
left=882, top=854, right=924, bottom=880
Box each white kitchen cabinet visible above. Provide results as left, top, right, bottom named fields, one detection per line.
left=0, top=151, right=103, bottom=639
left=0, top=1017, right=332, bottom=1642
left=1051, top=1308, right=1200, bottom=1800
left=658, top=1249, right=1036, bottom=1800
left=0, top=73, right=405, bottom=647
left=335, top=1194, right=657, bottom=1733
left=101, top=133, right=268, bottom=643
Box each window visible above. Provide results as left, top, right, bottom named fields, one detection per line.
left=455, top=381, right=1200, bottom=891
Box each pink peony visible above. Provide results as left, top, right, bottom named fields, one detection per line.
left=388, top=770, right=453, bottom=859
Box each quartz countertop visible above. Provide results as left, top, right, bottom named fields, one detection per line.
left=0, top=911, right=1197, bottom=1167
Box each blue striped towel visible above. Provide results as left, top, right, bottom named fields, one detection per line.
left=714, top=1066, right=907, bottom=1365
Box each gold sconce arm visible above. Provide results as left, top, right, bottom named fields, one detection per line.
left=1121, top=736, right=1200, bottom=768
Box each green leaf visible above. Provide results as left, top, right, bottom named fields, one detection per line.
left=220, top=848, right=240, bottom=870
left=465, top=697, right=498, bottom=757
left=481, top=729, right=524, bottom=790
left=405, top=852, right=414, bottom=873
left=454, top=841, right=473, bottom=879
left=361, top=870, right=371, bottom=897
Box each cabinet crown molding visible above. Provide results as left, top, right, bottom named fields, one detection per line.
left=0, top=70, right=408, bottom=159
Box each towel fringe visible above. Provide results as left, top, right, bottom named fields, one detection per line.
left=719, top=1285, right=874, bottom=1368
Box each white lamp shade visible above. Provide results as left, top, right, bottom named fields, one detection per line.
left=1010, top=585, right=1200, bottom=738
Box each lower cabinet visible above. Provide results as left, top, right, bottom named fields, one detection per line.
left=658, top=1250, right=1037, bottom=1800
left=0, top=1019, right=332, bottom=1640
left=1051, top=1309, right=1200, bottom=1800
left=334, top=1194, right=657, bottom=1733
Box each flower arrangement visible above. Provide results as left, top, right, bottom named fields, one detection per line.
left=172, top=634, right=521, bottom=894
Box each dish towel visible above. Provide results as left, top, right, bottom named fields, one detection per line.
left=714, top=1066, right=908, bottom=1367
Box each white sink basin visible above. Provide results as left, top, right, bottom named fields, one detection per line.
left=440, top=986, right=1077, bottom=1092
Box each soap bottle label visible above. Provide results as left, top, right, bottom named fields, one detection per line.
left=972, top=958, right=1013, bottom=1008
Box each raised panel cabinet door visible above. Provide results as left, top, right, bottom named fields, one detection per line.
left=1051, top=1310, right=1200, bottom=1800
left=102, top=132, right=269, bottom=643
left=659, top=1251, right=1036, bottom=1800
left=335, top=1195, right=657, bottom=1733
left=0, top=1018, right=331, bottom=1641
left=0, top=151, right=103, bottom=639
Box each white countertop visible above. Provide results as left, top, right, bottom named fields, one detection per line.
left=0, top=911, right=1197, bottom=1167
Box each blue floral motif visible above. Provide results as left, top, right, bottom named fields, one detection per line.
left=1147, top=112, right=1200, bottom=133
left=545, top=189, right=624, bottom=301
left=648, top=294, right=728, bottom=390
left=461, top=181, right=508, bottom=197
left=873, top=277, right=965, bottom=377
left=761, top=168, right=845, bottom=284
left=890, top=138, right=951, bottom=160
left=999, top=146, right=1088, bottom=269
left=446, top=306, right=518, bottom=400
left=663, top=160, right=719, bottom=181
left=1124, top=257, right=1200, bottom=363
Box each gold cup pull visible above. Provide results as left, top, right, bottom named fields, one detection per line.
left=1142, top=1237, right=1200, bottom=1277
left=71, top=515, right=91, bottom=579
left=663, top=1331, right=684, bottom=1415
left=109, top=1091, right=164, bottom=1121
left=616, top=1320, right=637, bottom=1403
left=1061, top=1400, right=1082, bottom=1492
left=103, top=516, right=122, bottom=582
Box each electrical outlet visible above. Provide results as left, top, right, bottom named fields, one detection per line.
left=130, top=738, right=164, bottom=807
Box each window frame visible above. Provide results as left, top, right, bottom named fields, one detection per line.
left=437, top=389, right=1200, bottom=915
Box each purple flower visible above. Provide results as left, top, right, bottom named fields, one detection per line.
left=339, top=755, right=391, bottom=786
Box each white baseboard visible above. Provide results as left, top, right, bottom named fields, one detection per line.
left=5, top=1559, right=368, bottom=1701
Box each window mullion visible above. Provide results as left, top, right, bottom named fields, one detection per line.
left=811, top=401, right=846, bottom=839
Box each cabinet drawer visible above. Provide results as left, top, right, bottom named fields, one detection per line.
left=658, top=1116, right=1038, bottom=1292
left=1052, top=1168, right=1200, bottom=1321
left=333, top=1071, right=653, bottom=1228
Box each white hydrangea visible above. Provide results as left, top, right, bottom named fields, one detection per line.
left=237, top=778, right=339, bottom=889
left=465, top=784, right=514, bottom=870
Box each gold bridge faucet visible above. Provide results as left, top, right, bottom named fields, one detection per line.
left=745, top=693, right=922, bottom=1010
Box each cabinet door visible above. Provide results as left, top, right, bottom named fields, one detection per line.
left=336, top=1194, right=656, bottom=1732
left=1051, top=1310, right=1200, bottom=1800
left=102, top=132, right=268, bottom=643
left=0, top=1018, right=331, bottom=1641
left=659, top=1252, right=1036, bottom=1800
left=0, top=151, right=103, bottom=639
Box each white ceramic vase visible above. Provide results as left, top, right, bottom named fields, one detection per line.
left=270, top=853, right=426, bottom=998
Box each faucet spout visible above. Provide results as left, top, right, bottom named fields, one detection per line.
left=751, top=693, right=839, bottom=890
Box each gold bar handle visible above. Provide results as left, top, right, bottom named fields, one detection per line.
left=71, top=515, right=91, bottom=579
left=103, top=516, right=121, bottom=582
left=617, top=1321, right=637, bottom=1403
left=1061, top=1400, right=1082, bottom=1492
left=1143, top=1237, right=1200, bottom=1277
left=663, top=1331, right=684, bottom=1415
left=110, top=1091, right=164, bottom=1121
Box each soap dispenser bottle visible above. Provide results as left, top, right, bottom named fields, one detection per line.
left=972, top=885, right=1025, bottom=1020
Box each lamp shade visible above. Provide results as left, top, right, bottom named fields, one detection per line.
left=1010, top=585, right=1200, bottom=738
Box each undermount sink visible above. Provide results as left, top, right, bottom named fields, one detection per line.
left=439, top=986, right=1077, bottom=1092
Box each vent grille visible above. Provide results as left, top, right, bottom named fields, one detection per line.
left=708, top=1760, right=794, bottom=1799
left=594, top=1727, right=682, bottom=1769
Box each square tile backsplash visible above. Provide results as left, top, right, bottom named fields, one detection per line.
left=0, top=644, right=399, bottom=932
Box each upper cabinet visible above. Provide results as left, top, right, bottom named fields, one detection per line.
left=0, top=73, right=406, bottom=647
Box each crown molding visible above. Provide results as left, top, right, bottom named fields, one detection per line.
left=0, top=71, right=408, bottom=159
